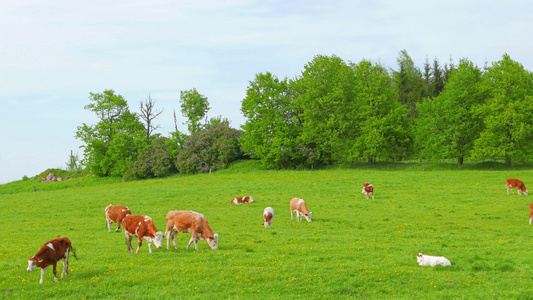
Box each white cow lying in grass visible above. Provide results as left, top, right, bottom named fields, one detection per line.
left=417, top=253, right=451, bottom=266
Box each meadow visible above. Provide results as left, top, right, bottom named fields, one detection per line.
left=1, top=160, right=533, bottom=299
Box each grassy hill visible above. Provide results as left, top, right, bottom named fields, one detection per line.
left=2, top=160, right=533, bottom=298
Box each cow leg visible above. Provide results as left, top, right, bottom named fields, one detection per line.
left=61, top=250, right=69, bottom=278
left=530, top=216, right=532, bottom=225
left=125, top=236, right=134, bottom=253
left=172, top=231, right=178, bottom=250
left=147, top=241, right=153, bottom=253
left=291, top=210, right=293, bottom=220
left=136, top=238, right=143, bottom=254
left=106, top=217, right=112, bottom=232
left=371, top=193, right=374, bottom=200
left=115, top=220, right=121, bottom=232
left=52, top=263, right=58, bottom=282
left=507, top=186, right=510, bottom=195
left=186, top=237, right=194, bottom=250
left=39, top=267, right=46, bottom=284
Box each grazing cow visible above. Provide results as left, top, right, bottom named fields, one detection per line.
left=290, top=198, right=313, bottom=222
left=27, top=237, right=77, bottom=284
left=417, top=253, right=452, bottom=266
left=506, top=179, right=528, bottom=196
left=105, top=204, right=132, bottom=232
left=230, top=196, right=254, bottom=204
left=529, top=203, right=533, bottom=225
left=263, top=207, right=275, bottom=228
left=165, top=211, right=219, bottom=250
left=362, top=183, right=374, bottom=199
left=122, top=215, right=163, bottom=253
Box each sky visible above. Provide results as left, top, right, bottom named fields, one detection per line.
left=1, top=0, right=532, bottom=184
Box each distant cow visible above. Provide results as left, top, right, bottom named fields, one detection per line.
left=230, top=196, right=254, bottom=204
left=506, top=179, right=528, bottom=196
left=529, top=203, right=533, bottom=225
left=290, top=198, right=313, bottom=222
left=417, top=253, right=451, bottom=266
left=362, top=183, right=374, bottom=199
left=27, top=237, right=77, bottom=284
left=105, top=204, right=132, bottom=232
left=263, top=207, right=275, bottom=228
left=165, top=211, right=219, bottom=250
left=122, top=215, right=163, bottom=253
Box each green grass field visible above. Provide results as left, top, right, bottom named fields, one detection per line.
left=1, top=160, right=533, bottom=299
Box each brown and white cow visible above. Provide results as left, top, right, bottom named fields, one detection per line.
left=290, top=198, right=313, bottom=222
left=105, top=204, right=132, bottom=232
left=230, top=196, right=254, bottom=204
left=362, top=183, right=374, bottom=199
left=529, top=203, right=533, bottom=225
left=27, top=237, right=77, bottom=284
left=165, top=211, right=219, bottom=250
left=122, top=215, right=163, bottom=253
left=506, top=179, right=528, bottom=196
left=263, top=207, right=275, bottom=228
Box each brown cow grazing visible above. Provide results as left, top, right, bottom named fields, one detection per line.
left=165, top=211, right=219, bottom=250
left=506, top=179, right=528, bottom=196
left=263, top=207, right=275, bottom=228
left=529, top=203, right=533, bottom=225
left=27, top=237, right=77, bottom=284
left=122, top=215, right=163, bottom=253
left=230, top=196, right=254, bottom=204
left=290, top=198, right=313, bottom=222
left=362, top=183, right=374, bottom=199
left=105, top=204, right=132, bottom=232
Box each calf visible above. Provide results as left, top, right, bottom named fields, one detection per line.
left=27, top=237, right=77, bottom=284
left=290, top=198, right=313, bottom=222
left=165, top=211, right=219, bottom=250
left=230, top=196, right=254, bottom=204
left=122, top=215, right=163, bottom=253
left=362, top=183, right=374, bottom=199
left=105, top=204, right=132, bottom=232
left=417, top=253, right=451, bottom=266
left=263, top=207, right=275, bottom=228
left=506, top=179, right=528, bottom=196
left=529, top=203, right=533, bottom=225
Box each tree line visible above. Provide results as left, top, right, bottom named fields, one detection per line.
left=74, top=50, right=533, bottom=179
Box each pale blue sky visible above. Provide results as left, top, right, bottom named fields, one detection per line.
left=1, top=0, right=532, bottom=183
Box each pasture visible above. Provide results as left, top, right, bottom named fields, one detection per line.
left=1, top=160, right=533, bottom=299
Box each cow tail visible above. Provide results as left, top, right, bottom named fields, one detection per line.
left=70, top=245, right=78, bottom=260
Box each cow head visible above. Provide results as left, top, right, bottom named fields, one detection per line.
left=304, top=212, right=313, bottom=222
left=525, top=190, right=529, bottom=196
left=207, top=233, right=219, bottom=250
left=27, top=256, right=41, bottom=272
left=247, top=196, right=254, bottom=203
left=152, top=232, right=164, bottom=249
left=416, top=253, right=425, bottom=265
left=263, top=221, right=271, bottom=228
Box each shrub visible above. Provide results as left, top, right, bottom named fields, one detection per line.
left=126, top=137, right=176, bottom=179
left=176, top=125, right=241, bottom=174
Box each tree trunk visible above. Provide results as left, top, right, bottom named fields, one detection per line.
left=368, top=157, right=373, bottom=166
left=505, top=157, right=511, bottom=166
left=457, top=157, right=463, bottom=166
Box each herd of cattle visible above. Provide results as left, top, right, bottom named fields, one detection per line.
left=26, top=179, right=530, bottom=283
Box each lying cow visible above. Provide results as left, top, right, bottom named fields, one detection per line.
left=165, top=211, right=219, bottom=250
left=105, top=204, right=132, bottom=232
left=362, top=183, right=374, bottom=199
left=263, top=207, right=275, bottom=228
left=506, top=179, right=528, bottom=196
left=122, top=215, right=163, bottom=253
left=230, top=196, right=254, bottom=204
left=290, top=198, right=313, bottom=222
left=416, top=253, right=451, bottom=266
left=529, top=203, right=533, bottom=225
left=27, top=237, right=77, bottom=284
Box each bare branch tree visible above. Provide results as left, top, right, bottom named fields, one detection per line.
left=139, top=95, right=164, bottom=139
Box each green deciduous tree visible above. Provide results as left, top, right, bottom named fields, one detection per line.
left=180, top=88, right=210, bottom=135
left=349, top=60, right=410, bottom=165
left=76, top=89, right=145, bottom=176
left=240, top=72, right=304, bottom=168
left=472, top=54, right=533, bottom=165
left=416, top=59, right=484, bottom=165
left=295, top=54, right=356, bottom=166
